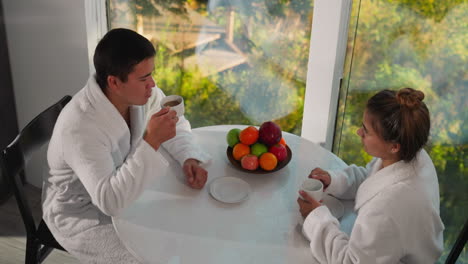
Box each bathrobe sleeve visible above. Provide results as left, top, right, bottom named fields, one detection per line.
left=302, top=205, right=403, bottom=264
left=325, top=159, right=376, bottom=199
left=62, top=124, right=169, bottom=217
left=145, top=87, right=211, bottom=166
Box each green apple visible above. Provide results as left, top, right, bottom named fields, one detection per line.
left=226, top=128, right=241, bottom=147
left=251, top=142, right=268, bottom=157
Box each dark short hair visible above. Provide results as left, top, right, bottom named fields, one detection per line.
left=93, top=28, right=155, bottom=90
left=366, top=88, right=430, bottom=162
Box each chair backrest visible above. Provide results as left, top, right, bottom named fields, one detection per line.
left=445, top=218, right=468, bottom=264
left=1, top=95, right=71, bottom=237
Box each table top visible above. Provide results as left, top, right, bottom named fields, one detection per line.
left=112, top=125, right=356, bottom=264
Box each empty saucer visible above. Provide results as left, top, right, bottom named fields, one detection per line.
left=209, top=177, right=251, bottom=204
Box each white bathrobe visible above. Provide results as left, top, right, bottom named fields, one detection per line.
left=42, top=76, right=210, bottom=263
left=302, top=149, right=444, bottom=263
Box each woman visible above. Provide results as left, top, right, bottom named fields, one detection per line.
left=297, top=88, right=444, bottom=263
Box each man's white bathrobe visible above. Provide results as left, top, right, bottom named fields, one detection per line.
left=42, top=76, right=210, bottom=263
left=302, top=150, right=444, bottom=263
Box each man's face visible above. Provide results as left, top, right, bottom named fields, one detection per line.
left=116, top=57, right=155, bottom=106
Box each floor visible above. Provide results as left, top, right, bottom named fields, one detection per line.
left=0, top=184, right=79, bottom=264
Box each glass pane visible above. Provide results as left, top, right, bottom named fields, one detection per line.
left=107, top=0, right=315, bottom=135
left=335, top=0, right=467, bottom=262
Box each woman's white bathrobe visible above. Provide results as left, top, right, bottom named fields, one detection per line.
left=302, top=150, right=444, bottom=263
left=42, top=76, right=210, bottom=263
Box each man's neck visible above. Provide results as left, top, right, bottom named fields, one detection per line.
left=104, top=87, right=130, bottom=124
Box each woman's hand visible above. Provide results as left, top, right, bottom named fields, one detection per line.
left=308, top=167, right=331, bottom=189
left=297, top=191, right=322, bottom=218
left=183, top=159, right=208, bottom=189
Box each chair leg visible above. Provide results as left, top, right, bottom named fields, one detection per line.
left=37, top=246, right=54, bottom=263
left=25, top=238, right=40, bottom=264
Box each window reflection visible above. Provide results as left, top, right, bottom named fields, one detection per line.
left=108, top=0, right=314, bottom=134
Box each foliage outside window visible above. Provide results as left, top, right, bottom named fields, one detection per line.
left=108, top=0, right=315, bottom=135
left=334, top=0, right=467, bottom=262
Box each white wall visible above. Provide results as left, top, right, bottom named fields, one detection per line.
left=3, top=0, right=89, bottom=187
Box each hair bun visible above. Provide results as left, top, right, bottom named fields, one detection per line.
left=396, top=88, right=425, bottom=109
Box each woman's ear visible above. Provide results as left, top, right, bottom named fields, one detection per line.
left=390, top=142, right=401, bottom=154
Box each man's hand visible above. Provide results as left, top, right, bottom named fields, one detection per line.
left=144, top=107, right=178, bottom=150
left=308, top=167, right=331, bottom=189
left=297, top=190, right=322, bottom=218
left=183, top=159, right=208, bottom=189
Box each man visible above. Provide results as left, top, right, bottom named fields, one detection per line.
left=42, top=28, right=210, bottom=263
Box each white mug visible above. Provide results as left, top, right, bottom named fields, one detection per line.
left=300, top=178, right=324, bottom=201
left=160, top=95, right=184, bottom=117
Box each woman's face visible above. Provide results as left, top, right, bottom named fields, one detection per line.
left=356, top=110, right=396, bottom=159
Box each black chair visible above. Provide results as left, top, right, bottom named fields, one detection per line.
left=1, top=95, right=72, bottom=264
left=446, top=219, right=468, bottom=264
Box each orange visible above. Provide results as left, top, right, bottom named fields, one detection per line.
left=279, top=137, right=287, bottom=146
left=232, top=143, right=250, bottom=161
left=239, top=126, right=259, bottom=145
left=259, top=152, right=278, bottom=171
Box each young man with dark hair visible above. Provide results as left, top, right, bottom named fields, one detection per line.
left=42, top=28, right=210, bottom=263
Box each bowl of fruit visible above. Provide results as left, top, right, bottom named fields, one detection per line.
left=226, top=121, right=292, bottom=174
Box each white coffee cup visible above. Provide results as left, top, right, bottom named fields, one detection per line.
left=300, top=178, right=324, bottom=201
left=160, top=95, right=184, bottom=117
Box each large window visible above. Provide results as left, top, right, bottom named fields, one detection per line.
left=335, top=0, right=467, bottom=262
left=108, top=0, right=315, bottom=135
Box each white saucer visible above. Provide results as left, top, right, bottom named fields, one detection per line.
left=209, top=177, right=251, bottom=204
left=322, top=195, right=344, bottom=219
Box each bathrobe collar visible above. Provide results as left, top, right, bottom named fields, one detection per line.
left=354, top=158, right=414, bottom=210
left=84, top=75, right=144, bottom=146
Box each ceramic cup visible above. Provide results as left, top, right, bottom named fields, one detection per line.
left=160, top=95, right=184, bottom=117
left=300, top=178, right=324, bottom=201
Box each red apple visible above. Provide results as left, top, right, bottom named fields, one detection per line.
left=241, top=154, right=259, bottom=170
left=259, top=121, right=282, bottom=146
left=268, top=144, right=288, bottom=162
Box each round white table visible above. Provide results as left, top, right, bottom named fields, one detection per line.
left=112, top=125, right=357, bottom=264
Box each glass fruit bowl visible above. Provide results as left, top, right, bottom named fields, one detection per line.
left=226, top=145, right=292, bottom=174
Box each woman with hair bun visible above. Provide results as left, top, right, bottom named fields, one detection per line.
left=297, top=88, right=444, bottom=263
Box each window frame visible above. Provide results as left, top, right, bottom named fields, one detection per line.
left=84, top=0, right=107, bottom=75
left=302, top=0, right=351, bottom=149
